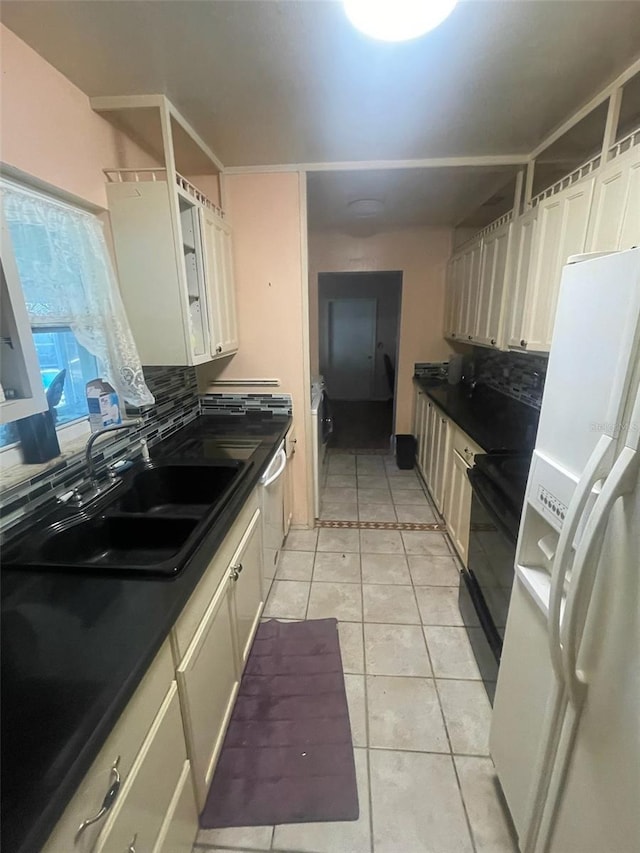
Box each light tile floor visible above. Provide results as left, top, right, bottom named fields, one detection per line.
left=194, top=451, right=517, bottom=853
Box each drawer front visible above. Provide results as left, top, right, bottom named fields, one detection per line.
left=451, top=425, right=483, bottom=464
left=172, top=489, right=259, bottom=664
left=95, top=683, right=186, bottom=853
left=177, top=576, right=239, bottom=810
left=41, top=642, right=174, bottom=853
left=152, top=761, right=198, bottom=853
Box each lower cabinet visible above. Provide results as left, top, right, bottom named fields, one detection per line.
left=93, top=685, right=188, bottom=853
left=42, top=490, right=266, bottom=851
left=430, top=412, right=451, bottom=515
left=414, top=385, right=450, bottom=516
left=229, top=508, right=264, bottom=668
left=176, top=574, right=239, bottom=811
left=444, top=428, right=483, bottom=567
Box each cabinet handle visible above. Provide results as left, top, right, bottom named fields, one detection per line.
left=490, top=338, right=496, bottom=346
left=468, top=335, right=473, bottom=340
left=230, top=562, right=244, bottom=581
left=127, top=834, right=137, bottom=853
left=215, top=345, right=223, bottom=354
left=75, top=757, right=121, bottom=842
left=520, top=339, right=527, bottom=348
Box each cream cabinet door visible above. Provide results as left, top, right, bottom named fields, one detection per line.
left=424, top=399, right=437, bottom=486
left=177, top=575, right=239, bottom=810
left=459, top=239, right=483, bottom=342
left=586, top=142, right=640, bottom=252
left=431, top=412, right=450, bottom=515
left=444, top=254, right=462, bottom=341
left=200, top=207, right=239, bottom=359
left=444, top=447, right=473, bottom=567
left=482, top=222, right=512, bottom=348
left=521, top=177, right=595, bottom=352
left=229, top=508, right=264, bottom=668
left=506, top=209, right=538, bottom=350
left=152, top=761, right=199, bottom=853
left=94, top=685, right=187, bottom=853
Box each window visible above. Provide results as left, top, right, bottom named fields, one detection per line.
left=0, top=178, right=154, bottom=452
left=0, top=327, right=98, bottom=449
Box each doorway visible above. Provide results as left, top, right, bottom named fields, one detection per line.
left=318, top=271, right=402, bottom=450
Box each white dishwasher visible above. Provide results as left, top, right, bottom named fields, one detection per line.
left=259, top=440, right=287, bottom=595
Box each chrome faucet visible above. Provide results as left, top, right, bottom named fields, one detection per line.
left=85, top=419, right=143, bottom=486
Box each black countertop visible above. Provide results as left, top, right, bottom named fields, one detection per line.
left=414, top=377, right=539, bottom=452
left=1, top=412, right=291, bottom=853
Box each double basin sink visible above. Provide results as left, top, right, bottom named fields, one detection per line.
left=4, top=461, right=251, bottom=577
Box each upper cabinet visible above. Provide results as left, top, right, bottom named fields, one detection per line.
left=586, top=135, right=640, bottom=253
left=444, top=78, right=640, bottom=356
left=94, top=95, right=238, bottom=367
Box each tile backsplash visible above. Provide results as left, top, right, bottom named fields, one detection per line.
left=472, top=349, right=548, bottom=409
left=0, top=366, right=200, bottom=539
left=200, top=393, right=292, bottom=416
left=414, top=362, right=448, bottom=379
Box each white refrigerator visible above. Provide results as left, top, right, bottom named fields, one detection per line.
left=490, top=248, right=640, bottom=853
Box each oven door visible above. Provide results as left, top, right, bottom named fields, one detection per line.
left=459, top=468, right=520, bottom=700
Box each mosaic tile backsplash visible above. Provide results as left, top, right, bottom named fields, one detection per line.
left=414, top=362, right=449, bottom=379
left=0, top=366, right=200, bottom=539
left=200, top=393, right=293, bottom=416
left=472, top=349, right=548, bottom=409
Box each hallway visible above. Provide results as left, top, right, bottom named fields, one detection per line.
left=328, top=400, right=394, bottom=451
left=194, top=450, right=517, bottom=853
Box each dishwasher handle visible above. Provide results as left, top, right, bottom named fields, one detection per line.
left=260, top=445, right=287, bottom=487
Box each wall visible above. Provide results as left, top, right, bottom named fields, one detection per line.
left=309, top=227, right=452, bottom=433
left=196, top=172, right=311, bottom=526
left=318, top=272, right=401, bottom=401
left=0, top=24, right=156, bottom=208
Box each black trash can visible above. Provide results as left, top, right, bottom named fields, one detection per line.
left=395, top=434, right=416, bottom=470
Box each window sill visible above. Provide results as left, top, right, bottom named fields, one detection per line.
left=0, top=417, right=91, bottom=492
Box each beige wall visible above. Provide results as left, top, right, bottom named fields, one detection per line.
left=309, top=227, right=453, bottom=433
left=196, top=172, right=311, bottom=526
left=0, top=24, right=156, bottom=207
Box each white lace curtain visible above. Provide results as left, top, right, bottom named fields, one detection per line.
left=1, top=180, right=154, bottom=407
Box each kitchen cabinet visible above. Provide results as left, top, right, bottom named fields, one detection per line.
left=586, top=139, right=640, bottom=252
left=93, top=684, right=188, bottom=853
left=413, top=386, right=450, bottom=515
left=444, top=237, right=482, bottom=343
left=444, top=427, right=482, bottom=567
left=506, top=208, right=538, bottom=350
left=176, top=572, right=239, bottom=810
left=515, top=176, right=595, bottom=353
left=41, top=642, right=183, bottom=853
left=474, top=219, right=512, bottom=348
left=201, top=206, right=239, bottom=358
left=106, top=173, right=238, bottom=367
left=229, top=508, right=264, bottom=668
left=152, top=761, right=199, bottom=853
left=0, top=214, right=47, bottom=424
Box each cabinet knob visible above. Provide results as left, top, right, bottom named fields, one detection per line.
left=215, top=345, right=223, bottom=354
left=451, top=332, right=456, bottom=338
left=441, top=418, right=446, bottom=424
left=520, top=339, right=527, bottom=348
left=75, top=757, right=121, bottom=842
left=230, top=563, right=244, bottom=581
left=468, top=335, right=473, bottom=340
left=490, top=338, right=496, bottom=346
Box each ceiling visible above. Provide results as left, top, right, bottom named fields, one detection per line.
left=307, top=166, right=517, bottom=231
left=2, top=0, right=640, bottom=168
left=2, top=0, right=639, bottom=231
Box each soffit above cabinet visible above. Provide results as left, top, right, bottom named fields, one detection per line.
left=2, top=1, right=640, bottom=167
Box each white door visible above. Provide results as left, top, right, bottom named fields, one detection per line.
left=587, top=141, right=640, bottom=253
left=326, top=297, right=376, bottom=400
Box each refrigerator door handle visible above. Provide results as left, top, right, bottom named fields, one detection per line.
left=561, top=444, right=639, bottom=707
left=547, top=434, right=615, bottom=683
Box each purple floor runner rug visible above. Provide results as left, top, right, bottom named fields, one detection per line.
left=200, top=618, right=359, bottom=827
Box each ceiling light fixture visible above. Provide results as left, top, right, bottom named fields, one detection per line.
left=348, top=199, right=385, bottom=218
left=343, top=0, right=457, bottom=42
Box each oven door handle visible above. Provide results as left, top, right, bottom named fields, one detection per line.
left=467, top=468, right=519, bottom=546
